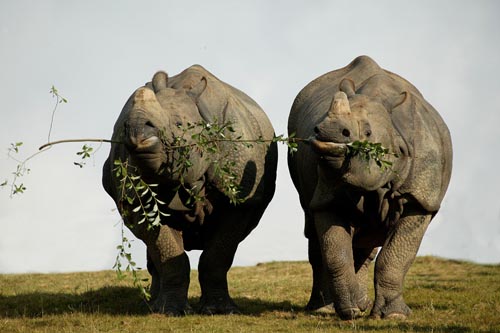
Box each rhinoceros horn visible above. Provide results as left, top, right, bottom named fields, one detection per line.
left=328, top=91, right=351, bottom=117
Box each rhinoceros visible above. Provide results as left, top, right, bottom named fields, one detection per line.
left=102, top=65, right=277, bottom=315
left=288, top=56, right=452, bottom=319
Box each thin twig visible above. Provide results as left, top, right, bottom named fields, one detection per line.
left=7, top=146, right=52, bottom=197
left=47, top=97, right=58, bottom=142
left=163, top=137, right=310, bottom=151
left=39, top=138, right=122, bottom=150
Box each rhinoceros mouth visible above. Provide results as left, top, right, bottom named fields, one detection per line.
left=309, top=137, right=348, bottom=157
left=126, top=134, right=165, bottom=165
left=134, top=135, right=160, bottom=152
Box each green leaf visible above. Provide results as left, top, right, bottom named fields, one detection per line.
left=13, top=184, right=26, bottom=194
left=152, top=215, right=161, bottom=227
left=126, top=196, right=134, bottom=205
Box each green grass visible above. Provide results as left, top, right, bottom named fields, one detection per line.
left=1, top=257, right=499, bottom=332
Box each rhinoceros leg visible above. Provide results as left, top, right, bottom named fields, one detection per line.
left=146, top=252, right=160, bottom=300
left=197, top=206, right=264, bottom=314
left=142, top=225, right=191, bottom=316
left=314, top=210, right=372, bottom=320
left=371, top=212, right=432, bottom=319
left=354, top=247, right=378, bottom=310
left=306, top=214, right=334, bottom=312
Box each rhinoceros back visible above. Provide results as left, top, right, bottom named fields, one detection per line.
left=288, top=55, right=452, bottom=212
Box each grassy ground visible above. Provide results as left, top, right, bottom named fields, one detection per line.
left=0, top=256, right=499, bottom=332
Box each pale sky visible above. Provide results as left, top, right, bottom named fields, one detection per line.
left=1, top=1, right=499, bottom=273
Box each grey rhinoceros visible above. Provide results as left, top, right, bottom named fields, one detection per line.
left=103, top=65, right=277, bottom=315
left=288, top=56, right=452, bottom=319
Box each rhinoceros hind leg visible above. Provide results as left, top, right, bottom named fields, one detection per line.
left=197, top=206, right=264, bottom=315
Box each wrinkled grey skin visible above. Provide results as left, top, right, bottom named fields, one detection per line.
left=103, top=65, right=277, bottom=315
left=288, top=56, right=452, bottom=320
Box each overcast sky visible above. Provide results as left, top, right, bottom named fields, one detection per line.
left=1, top=1, right=499, bottom=273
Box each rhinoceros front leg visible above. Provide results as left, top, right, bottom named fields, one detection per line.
left=136, top=224, right=191, bottom=316
left=306, top=215, right=334, bottom=312
left=314, top=210, right=372, bottom=320
left=353, top=247, right=378, bottom=310
left=371, top=212, right=432, bottom=319
left=146, top=252, right=160, bottom=300
left=197, top=206, right=264, bottom=314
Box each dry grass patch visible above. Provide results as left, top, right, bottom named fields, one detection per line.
left=1, top=257, right=499, bottom=332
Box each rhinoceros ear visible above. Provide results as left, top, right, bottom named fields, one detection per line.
left=152, top=71, right=169, bottom=93
left=339, top=78, right=356, bottom=97
left=387, top=91, right=408, bottom=110
left=187, top=77, right=208, bottom=101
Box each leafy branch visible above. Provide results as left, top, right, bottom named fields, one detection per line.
left=2, top=141, right=46, bottom=196
left=347, top=140, right=398, bottom=171
left=2, top=84, right=399, bottom=303
left=114, top=158, right=168, bottom=229
left=111, top=158, right=170, bottom=300
left=162, top=120, right=300, bottom=205
left=167, top=120, right=248, bottom=205
left=113, top=221, right=151, bottom=300
left=1, top=87, right=101, bottom=196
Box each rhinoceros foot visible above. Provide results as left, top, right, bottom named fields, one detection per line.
left=198, top=294, right=240, bottom=315
left=306, top=302, right=335, bottom=314
left=150, top=294, right=192, bottom=316
left=370, top=294, right=411, bottom=320
left=335, top=294, right=372, bottom=320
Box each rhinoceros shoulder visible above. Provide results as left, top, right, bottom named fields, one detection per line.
left=391, top=92, right=452, bottom=212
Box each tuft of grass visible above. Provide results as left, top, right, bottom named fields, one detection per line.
left=0, top=257, right=499, bottom=332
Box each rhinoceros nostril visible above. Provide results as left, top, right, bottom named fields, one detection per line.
left=342, top=128, right=351, bottom=137
left=314, top=126, right=320, bottom=134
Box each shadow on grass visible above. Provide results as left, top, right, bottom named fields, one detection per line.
left=0, top=286, right=296, bottom=318
left=355, top=323, right=474, bottom=333
left=2, top=288, right=493, bottom=333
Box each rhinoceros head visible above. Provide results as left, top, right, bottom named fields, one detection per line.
left=311, top=78, right=407, bottom=191
left=117, top=71, right=209, bottom=183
